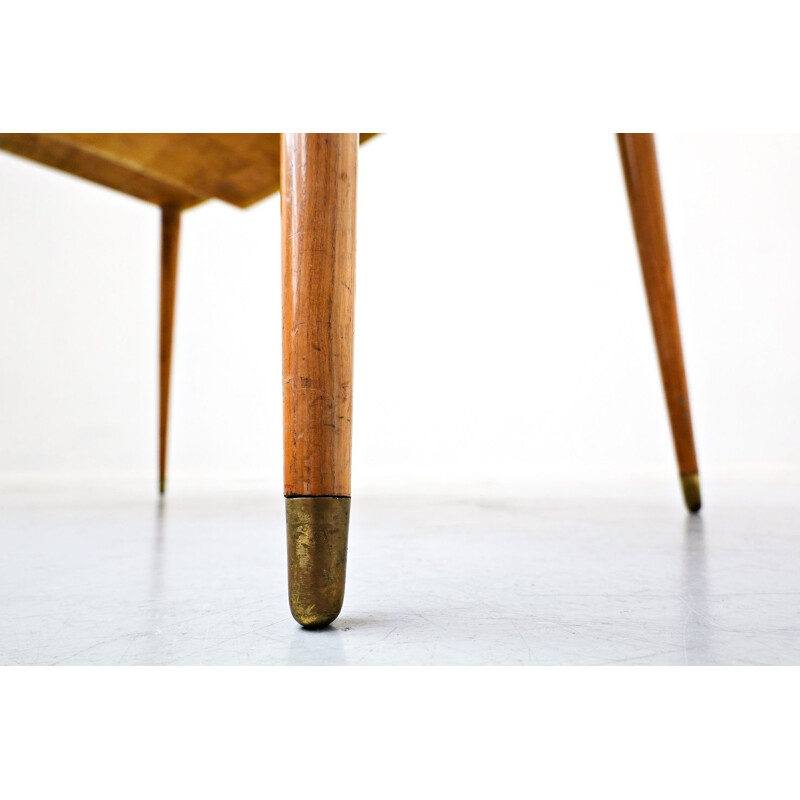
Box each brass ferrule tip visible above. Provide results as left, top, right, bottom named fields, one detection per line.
left=286, top=496, right=350, bottom=629
left=680, top=473, right=702, bottom=514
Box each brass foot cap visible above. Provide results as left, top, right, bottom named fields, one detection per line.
left=681, top=473, right=702, bottom=514
left=159, top=477, right=166, bottom=495
left=286, top=496, right=350, bottom=629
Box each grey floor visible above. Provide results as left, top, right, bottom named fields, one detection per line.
left=2, top=479, right=799, bottom=665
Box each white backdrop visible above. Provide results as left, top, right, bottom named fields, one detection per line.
left=2, top=133, right=800, bottom=493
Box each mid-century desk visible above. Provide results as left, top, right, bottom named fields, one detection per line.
left=0, top=133, right=701, bottom=628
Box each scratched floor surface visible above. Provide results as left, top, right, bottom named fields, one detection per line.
left=2, top=480, right=799, bottom=665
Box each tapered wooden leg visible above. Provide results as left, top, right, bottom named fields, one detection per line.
left=617, top=133, right=701, bottom=513
left=159, top=205, right=181, bottom=495
left=281, top=133, right=357, bottom=628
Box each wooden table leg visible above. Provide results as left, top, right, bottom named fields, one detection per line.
left=281, top=133, right=358, bottom=627
left=617, top=133, right=701, bottom=513
left=159, top=205, right=181, bottom=495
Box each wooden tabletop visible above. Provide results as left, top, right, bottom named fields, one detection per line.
left=0, top=133, right=376, bottom=209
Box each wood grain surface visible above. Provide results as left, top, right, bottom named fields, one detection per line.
left=0, top=133, right=375, bottom=209
left=281, top=134, right=358, bottom=497
left=0, top=133, right=205, bottom=208
left=617, top=133, right=699, bottom=478
left=158, top=206, right=181, bottom=493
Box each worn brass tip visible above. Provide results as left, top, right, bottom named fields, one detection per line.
left=681, top=473, right=702, bottom=514
left=159, top=477, right=166, bottom=495
left=286, top=496, right=350, bottom=629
